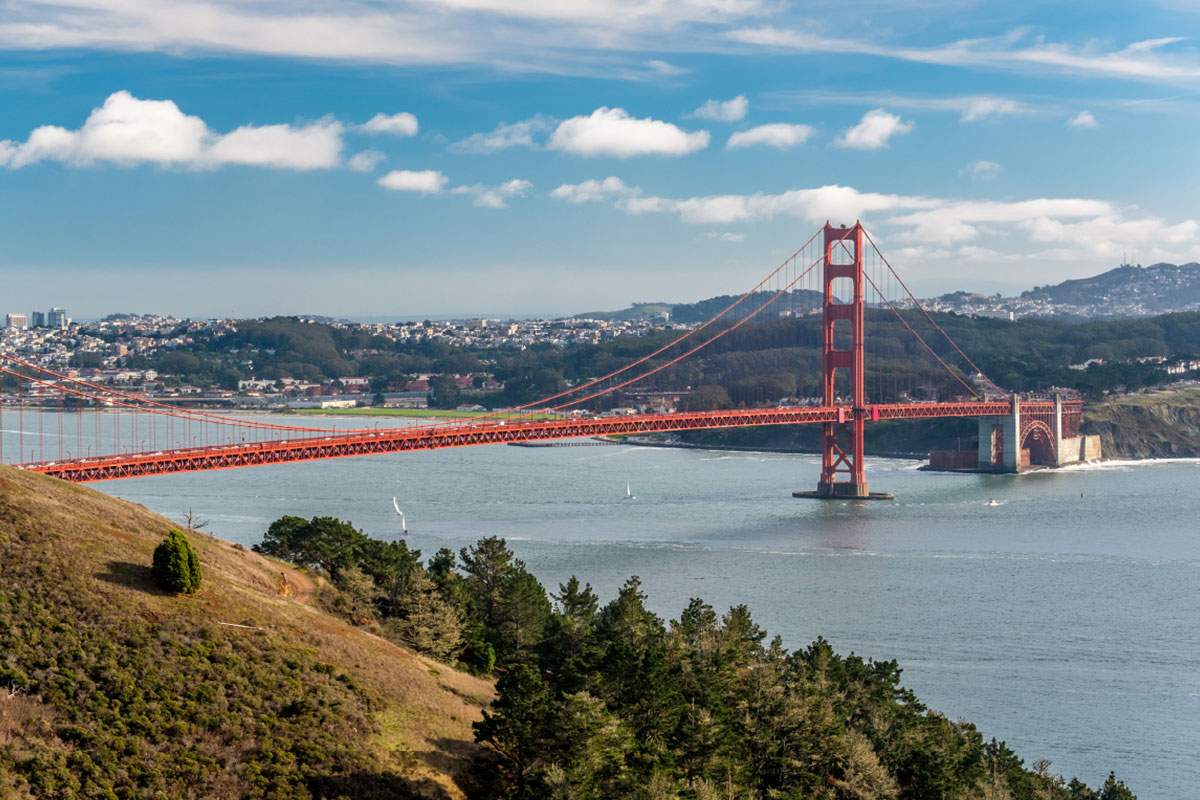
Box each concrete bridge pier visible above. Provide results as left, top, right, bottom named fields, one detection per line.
left=973, top=395, right=1101, bottom=473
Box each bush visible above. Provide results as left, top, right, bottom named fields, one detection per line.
left=152, top=530, right=202, bottom=594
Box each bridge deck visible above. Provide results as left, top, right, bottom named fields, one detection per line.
left=20, top=400, right=1068, bottom=482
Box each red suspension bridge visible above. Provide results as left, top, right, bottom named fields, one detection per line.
left=2, top=224, right=1090, bottom=496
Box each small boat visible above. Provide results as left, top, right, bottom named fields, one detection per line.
left=624, top=481, right=636, bottom=501
left=392, top=496, right=408, bottom=534
left=985, top=498, right=1002, bottom=507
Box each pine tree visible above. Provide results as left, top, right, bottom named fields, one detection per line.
left=460, top=537, right=550, bottom=665
left=324, top=565, right=381, bottom=625
left=1098, top=772, right=1136, bottom=800
left=151, top=529, right=202, bottom=594
left=474, top=661, right=554, bottom=797
left=385, top=568, right=464, bottom=661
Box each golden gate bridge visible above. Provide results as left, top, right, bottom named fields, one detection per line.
left=1, top=224, right=1087, bottom=496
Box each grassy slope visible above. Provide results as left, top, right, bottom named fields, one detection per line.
left=0, top=467, right=491, bottom=800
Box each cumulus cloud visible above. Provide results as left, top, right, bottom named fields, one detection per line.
left=690, top=95, right=748, bottom=122
left=549, top=176, right=638, bottom=203
left=707, top=231, right=745, bottom=242
left=0, top=90, right=352, bottom=171
left=450, top=117, right=552, bottom=153
left=451, top=178, right=533, bottom=208
left=549, top=177, right=1200, bottom=267
left=377, top=169, right=447, bottom=193
left=548, top=107, right=709, bottom=157
left=835, top=109, right=914, bottom=150
left=358, top=112, right=419, bottom=136
left=207, top=119, right=343, bottom=169
left=726, top=123, right=814, bottom=150
left=962, top=160, right=1001, bottom=180
left=348, top=149, right=386, bottom=172
left=1068, top=110, right=1099, bottom=128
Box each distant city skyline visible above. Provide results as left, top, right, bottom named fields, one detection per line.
left=2, top=1, right=1199, bottom=318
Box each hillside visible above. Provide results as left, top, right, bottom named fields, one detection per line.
left=1082, top=387, right=1200, bottom=459
left=575, top=289, right=823, bottom=324
left=1022, top=262, right=1200, bottom=315
left=0, top=467, right=492, bottom=800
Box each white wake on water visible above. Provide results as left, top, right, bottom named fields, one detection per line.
left=1057, top=457, right=1200, bottom=472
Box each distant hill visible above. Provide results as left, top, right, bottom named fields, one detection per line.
left=575, top=289, right=823, bottom=323
left=0, top=467, right=490, bottom=799
left=1022, top=262, right=1200, bottom=314
left=585, top=263, right=1200, bottom=323
left=572, top=301, right=673, bottom=321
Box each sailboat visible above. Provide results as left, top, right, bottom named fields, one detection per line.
left=392, top=496, right=408, bottom=534
left=624, top=482, right=635, bottom=501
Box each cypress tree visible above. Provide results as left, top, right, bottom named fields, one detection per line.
left=152, top=529, right=202, bottom=594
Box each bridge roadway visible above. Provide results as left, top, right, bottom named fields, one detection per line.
left=21, top=400, right=1050, bottom=483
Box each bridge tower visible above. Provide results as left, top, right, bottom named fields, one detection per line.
left=796, top=222, right=887, bottom=500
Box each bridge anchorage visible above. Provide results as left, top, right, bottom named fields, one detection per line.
left=2, top=222, right=1099, bottom=490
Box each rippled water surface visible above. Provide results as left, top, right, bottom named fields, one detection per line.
left=42, top=413, right=1197, bottom=799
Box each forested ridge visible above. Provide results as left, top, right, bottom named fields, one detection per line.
left=129, top=310, right=1200, bottom=407
left=255, top=514, right=1136, bottom=800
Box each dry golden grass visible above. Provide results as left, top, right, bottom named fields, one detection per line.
left=0, top=466, right=492, bottom=799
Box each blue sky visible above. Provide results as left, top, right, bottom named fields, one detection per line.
left=2, top=0, right=1199, bottom=318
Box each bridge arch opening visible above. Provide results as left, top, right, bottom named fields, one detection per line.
left=829, top=276, right=855, bottom=304
left=1021, top=422, right=1056, bottom=468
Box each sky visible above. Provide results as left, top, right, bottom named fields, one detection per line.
left=2, top=1, right=1199, bottom=319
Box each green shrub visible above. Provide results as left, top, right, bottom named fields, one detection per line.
left=152, top=530, right=202, bottom=594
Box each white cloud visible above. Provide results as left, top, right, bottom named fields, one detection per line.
left=707, top=231, right=745, bottom=242
left=959, top=96, right=1024, bottom=122
left=0, top=90, right=342, bottom=170
left=377, top=169, right=447, bottom=193
left=554, top=181, right=938, bottom=225
left=726, top=123, right=813, bottom=150
left=358, top=112, right=418, bottom=136
left=690, top=95, right=748, bottom=122
left=548, top=107, right=709, bottom=157
left=451, top=178, right=533, bottom=208
left=450, top=117, right=552, bottom=153
left=728, top=27, right=1200, bottom=84
left=348, top=149, right=385, bottom=172
left=835, top=109, right=914, bottom=150
left=550, top=176, right=638, bottom=203
left=2, top=4, right=1197, bottom=88
left=962, top=160, right=1001, bottom=180
left=549, top=177, right=1200, bottom=268
left=645, top=59, right=686, bottom=77
left=1068, top=110, right=1099, bottom=128
left=765, top=90, right=1036, bottom=123
left=208, top=118, right=343, bottom=169
left=0, top=0, right=766, bottom=76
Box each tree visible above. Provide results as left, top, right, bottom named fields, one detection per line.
left=475, top=661, right=555, bottom=798
left=323, top=566, right=381, bottom=625
left=384, top=569, right=464, bottom=661
left=1098, top=773, right=1136, bottom=800
left=152, top=530, right=202, bottom=594
left=682, top=385, right=732, bottom=411
left=429, top=374, right=462, bottom=409
left=254, top=515, right=366, bottom=577
left=459, top=537, right=550, bottom=666
left=543, top=691, right=635, bottom=800
left=540, top=577, right=603, bottom=696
